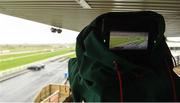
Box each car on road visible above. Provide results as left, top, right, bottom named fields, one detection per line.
left=27, top=64, right=45, bottom=71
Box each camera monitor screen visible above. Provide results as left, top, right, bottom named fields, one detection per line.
left=110, top=31, right=148, bottom=50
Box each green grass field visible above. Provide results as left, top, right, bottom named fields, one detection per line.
left=0, top=51, right=48, bottom=60
left=66, top=53, right=76, bottom=58
left=0, top=48, right=74, bottom=71
left=110, top=36, right=146, bottom=48
left=0, top=44, right=62, bottom=52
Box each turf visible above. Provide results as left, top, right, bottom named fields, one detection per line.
left=110, top=36, right=145, bottom=48
left=0, top=45, right=54, bottom=52
left=0, top=51, right=47, bottom=60
left=0, top=48, right=73, bottom=71
left=66, top=53, right=76, bottom=58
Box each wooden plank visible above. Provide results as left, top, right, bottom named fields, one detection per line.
left=174, top=67, right=180, bottom=77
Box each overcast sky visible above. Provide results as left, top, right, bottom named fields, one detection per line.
left=0, top=13, right=79, bottom=44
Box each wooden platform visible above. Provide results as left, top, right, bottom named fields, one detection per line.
left=34, top=84, right=70, bottom=103
left=173, top=67, right=180, bottom=77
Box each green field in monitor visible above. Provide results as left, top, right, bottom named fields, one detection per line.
left=110, top=35, right=147, bottom=48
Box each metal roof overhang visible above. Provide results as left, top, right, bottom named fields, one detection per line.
left=0, top=0, right=179, bottom=37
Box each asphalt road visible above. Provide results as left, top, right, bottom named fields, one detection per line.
left=0, top=59, right=69, bottom=102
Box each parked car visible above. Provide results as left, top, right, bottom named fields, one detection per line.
left=27, top=64, right=45, bottom=71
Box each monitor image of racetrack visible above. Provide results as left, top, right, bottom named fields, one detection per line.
left=110, top=31, right=148, bottom=50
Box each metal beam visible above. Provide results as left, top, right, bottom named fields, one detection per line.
left=75, top=0, right=91, bottom=9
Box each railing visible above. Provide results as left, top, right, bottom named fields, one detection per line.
left=0, top=52, right=73, bottom=82
left=34, top=84, right=70, bottom=103
left=174, top=55, right=180, bottom=67
left=173, top=55, right=180, bottom=77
